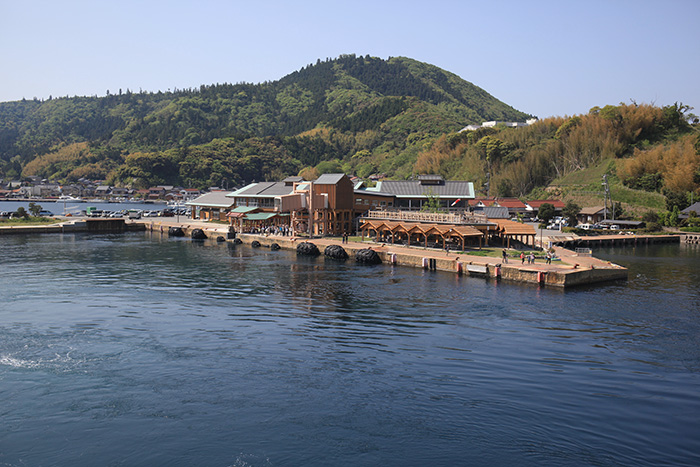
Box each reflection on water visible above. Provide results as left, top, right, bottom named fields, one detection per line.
left=0, top=232, right=699, bottom=466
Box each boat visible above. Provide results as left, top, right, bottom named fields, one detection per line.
left=58, top=195, right=84, bottom=202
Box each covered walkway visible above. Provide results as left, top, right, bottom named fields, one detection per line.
left=359, top=219, right=485, bottom=249
left=488, top=219, right=536, bottom=247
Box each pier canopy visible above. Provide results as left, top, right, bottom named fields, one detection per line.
left=488, top=219, right=536, bottom=247
left=360, top=219, right=484, bottom=249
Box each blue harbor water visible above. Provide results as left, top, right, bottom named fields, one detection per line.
left=1, top=231, right=699, bottom=466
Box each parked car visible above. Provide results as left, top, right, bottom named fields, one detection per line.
left=38, top=210, right=54, bottom=217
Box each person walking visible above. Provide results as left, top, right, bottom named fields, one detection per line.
left=502, top=249, right=508, bottom=263
left=520, top=252, right=525, bottom=264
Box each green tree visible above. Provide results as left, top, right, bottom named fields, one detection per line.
left=15, top=206, right=28, bottom=218
left=562, top=201, right=581, bottom=227
left=315, top=160, right=342, bottom=175
left=28, top=202, right=42, bottom=216
left=669, top=205, right=681, bottom=227
left=538, top=203, right=556, bottom=223
left=664, top=190, right=690, bottom=211
left=421, top=188, right=442, bottom=213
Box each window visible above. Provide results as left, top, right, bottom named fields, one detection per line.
left=356, top=198, right=362, bottom=205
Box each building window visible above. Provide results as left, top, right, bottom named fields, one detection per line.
left=356, top=198, right=362, bottom=205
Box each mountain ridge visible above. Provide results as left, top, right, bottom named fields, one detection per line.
left=0, top=54, right=531, bottom=187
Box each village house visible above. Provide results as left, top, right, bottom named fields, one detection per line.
left=492, top=198, right=528, bottom=218
left=680, top=202, right=700, bottom=219
left=186, top=191, right=236, bottom=221
left=577, top=206, right=611, bottom=225
left=526, top=199, right=566, bottom=217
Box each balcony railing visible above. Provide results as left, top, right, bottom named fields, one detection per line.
left=363, top=210, right=489, bottom=224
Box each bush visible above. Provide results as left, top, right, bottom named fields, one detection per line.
left=645, top=222, right=662, bottom=232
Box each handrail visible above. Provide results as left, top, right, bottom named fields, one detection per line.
left=363, top=210, right=489, bottom=224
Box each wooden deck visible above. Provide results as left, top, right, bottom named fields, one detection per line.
left=551, top=234, right=680, bottom=248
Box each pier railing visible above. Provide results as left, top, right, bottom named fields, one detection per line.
left=363, top=210, right=489, bottom=224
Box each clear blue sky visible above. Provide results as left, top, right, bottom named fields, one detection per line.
left=1, top=0, right=698, bottom=119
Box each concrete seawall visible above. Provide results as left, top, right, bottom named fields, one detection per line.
left=1, top=218, right=628, bottom=289
left=681, top=233, right=700, bottom=244
left=0, top=218, right=145, bottom=235
left=142, top=221, right=627, bottom=288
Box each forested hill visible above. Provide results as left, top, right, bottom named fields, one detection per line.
left=0, top=55, right=530, bottom=188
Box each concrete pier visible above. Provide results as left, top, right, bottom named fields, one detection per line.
left=0, top=218, right=144, bottom=235
left=552, top=234, right=680, bottom=248
left=1, top=217, right=628, bottom=288
left=138, top=220, right=628, bottom=288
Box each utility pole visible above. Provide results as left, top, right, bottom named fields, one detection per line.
left=602, top=175, right=614, bottom=221
left=308, top=180, right=313, bottom=237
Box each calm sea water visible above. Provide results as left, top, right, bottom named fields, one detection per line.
left=1, top=232, right=698, bottom=466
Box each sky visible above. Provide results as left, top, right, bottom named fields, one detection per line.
left=1, top=0, right=698, bottom=119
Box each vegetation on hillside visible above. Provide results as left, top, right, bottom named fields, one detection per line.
left=416, top=102, right=699, bottom=215
left=0, top=55, right=529, bottom=189
left=2, top=54, right=698, bottom=222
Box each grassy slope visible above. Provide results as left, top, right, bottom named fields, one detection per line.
left=550, top=159, right=665, bottom=215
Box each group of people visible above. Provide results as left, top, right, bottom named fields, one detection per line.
left=520, top=252, right=536, bottom=264
left=500, top=249, right=554, bottom=265
left=239, top=225, right=294, bottom=236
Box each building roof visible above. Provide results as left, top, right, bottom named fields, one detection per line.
left=527, top=199, right=566, bottom=209
left=244, top=212, right=281, bottom=221
left=579, top=206, right=609, bottom=215
left=468, top=198, right=496, bottom=207
left=494, top=198, right=527, bottom=209
left=230, top=206, right=259, bottom=213
left=354, top=188, right=395, bottom=198
left=680, top=201, right=700, bottom=218
left=314, top=173, right=347, bottom=185
left=186, top=191, right=236, bottom=208
left=416, top=174, right=444, bottom=182
left=489, top=219, right=536, bottom=236
left=599, top=219, right=644, bottom=226
left=370, top=180, right=475, bottom=199
left=478, top=206, right=510, bottom=219
left=227, top=182, right=295, bottom=198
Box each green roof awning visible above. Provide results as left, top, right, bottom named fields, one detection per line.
left=231, top=206, right=259, bottom=213
left=244, top=213, right=279, bottom=220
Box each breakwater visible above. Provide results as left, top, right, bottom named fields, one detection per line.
left=0, top=218, right=144, bottom=234
left=681, top=233, right=700, bottom=244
